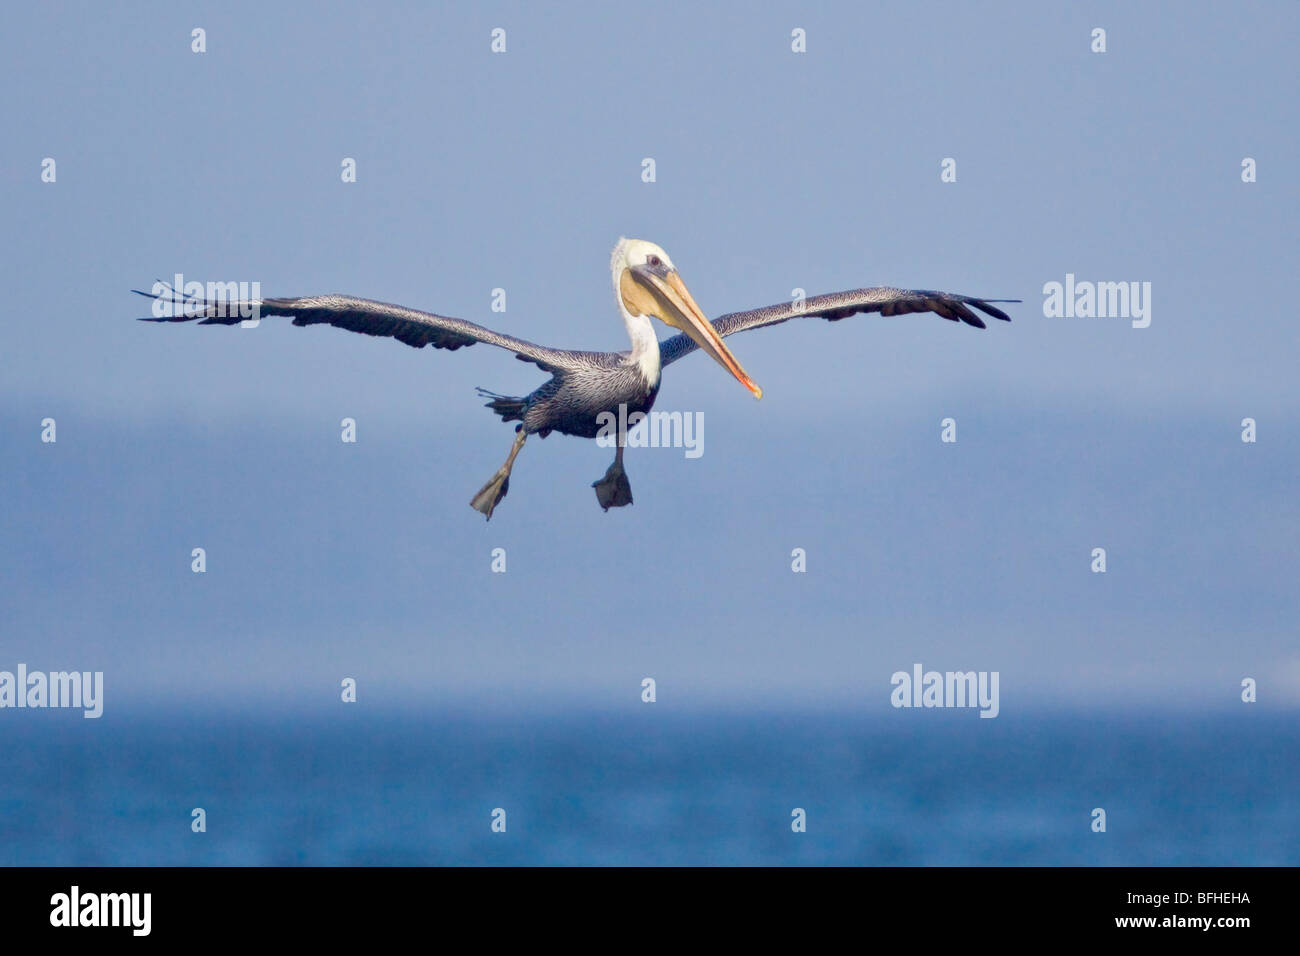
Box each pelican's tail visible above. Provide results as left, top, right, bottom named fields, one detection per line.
left=476, top=387, right=527, bottom=424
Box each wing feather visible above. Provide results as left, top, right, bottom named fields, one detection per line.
left=134, top=284, right=569, bottom=371
left=659, top=287, right=1017, bottom=368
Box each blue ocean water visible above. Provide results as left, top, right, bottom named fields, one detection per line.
left=1, top=706, right=1295, bottom=866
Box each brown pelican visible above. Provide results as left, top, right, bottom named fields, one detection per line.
left=136, top=238, right=1017, bottom=518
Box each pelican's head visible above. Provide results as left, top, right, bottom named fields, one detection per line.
left=611, top=238, right=762, bottom=399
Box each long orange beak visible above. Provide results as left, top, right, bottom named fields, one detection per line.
left=633, top=266, right=763, bottom=399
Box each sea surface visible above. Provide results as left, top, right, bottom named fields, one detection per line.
left=1, top=706, right=1295, bottom=866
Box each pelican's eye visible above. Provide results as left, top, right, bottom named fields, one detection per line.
left=647, top=254, right=663, bottom=268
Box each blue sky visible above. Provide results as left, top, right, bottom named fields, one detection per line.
left=2, top=1, right=1297, bottom=711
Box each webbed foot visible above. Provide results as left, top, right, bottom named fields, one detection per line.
left=592, top=460, right=633, bottom=511
left=470, top=427, right=527, bottom=521
left=470, top=471, right=510, bottom=520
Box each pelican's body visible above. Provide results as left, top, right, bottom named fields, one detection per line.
left=480, top=352, right=659, bottom=439
left=137, top=238, right=1017, bottom=518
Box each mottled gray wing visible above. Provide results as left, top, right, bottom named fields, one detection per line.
left=659, top=287, right=1017, bottom=368
left=134, top=285, right=570, bottom=372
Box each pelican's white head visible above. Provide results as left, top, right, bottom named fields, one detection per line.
left=610, top=238, right=677, bottom=293
left=609, top=237, right=762, bottom=399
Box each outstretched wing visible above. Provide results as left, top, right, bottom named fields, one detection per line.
left=659, top=287, right=1017, bottom=368
left=134, top=284, right=571, bottom=372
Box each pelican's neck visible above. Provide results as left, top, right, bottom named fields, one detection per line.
left=621, top=309, right=662, bottom=389
left=611, top=248, right=662, bottom=388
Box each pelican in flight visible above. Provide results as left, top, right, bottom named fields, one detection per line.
left=136, top=238, right=1016, bottom=519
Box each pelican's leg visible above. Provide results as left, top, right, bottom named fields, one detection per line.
left=470, top=426, right=527, bottom=520
left=592, top=442, right=633, bottom=511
